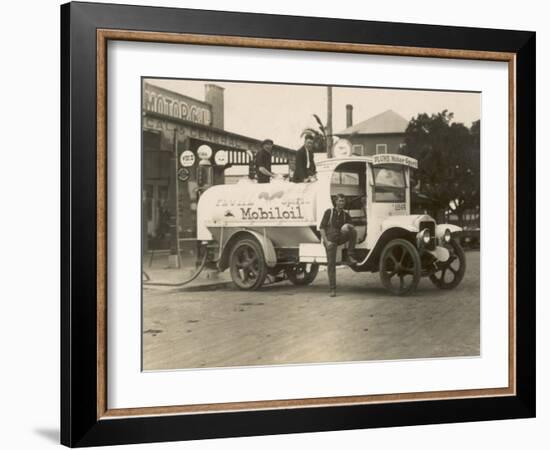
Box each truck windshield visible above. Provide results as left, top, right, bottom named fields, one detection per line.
left=373, top=166, right=406, bottom=202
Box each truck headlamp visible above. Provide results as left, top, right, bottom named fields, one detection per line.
left=422, top=229, right=431, bottom=244
left=444, top=229, right=452, bottom=243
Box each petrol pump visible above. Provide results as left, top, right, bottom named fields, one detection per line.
left=196, top=144, right=214, bottom=192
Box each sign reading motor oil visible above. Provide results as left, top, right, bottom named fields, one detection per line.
left=179, top=150, right=195, bottom=167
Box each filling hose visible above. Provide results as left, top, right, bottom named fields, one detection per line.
left=142, top=245, right=209, bottom=287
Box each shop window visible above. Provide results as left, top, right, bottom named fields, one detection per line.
left=143, top=130, right=160, bottom=152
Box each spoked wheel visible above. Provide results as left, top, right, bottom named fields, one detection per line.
left=429, top=239, right=466, bottom=289
left=285, top=263, right=319, bottom=286
left=229, top=239, right=267, bottom=290
left=379, top=239, right=421, bottom=296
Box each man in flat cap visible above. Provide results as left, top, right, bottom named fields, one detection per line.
left=320, top=193, right=358, bottom=297
left=255, top=139, right=277, bottom=183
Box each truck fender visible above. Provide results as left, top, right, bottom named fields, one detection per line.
left=245, top=229, right=277, bottom=268
left=219, top=229, right=277, bottom=270
left=435, top=224, right=462, bottom=239
left=359, top=227, right=417, bottom=269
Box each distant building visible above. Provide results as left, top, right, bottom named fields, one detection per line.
left=336, top=107, right=409, bottom=156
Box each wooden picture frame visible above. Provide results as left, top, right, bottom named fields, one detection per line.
left=61, top=1, right=535, bottom=446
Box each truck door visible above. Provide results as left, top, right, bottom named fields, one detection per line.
left=329, top=161, right=367, bottom=244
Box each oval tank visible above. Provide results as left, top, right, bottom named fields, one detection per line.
left=196, top=178, right=330, bottom=246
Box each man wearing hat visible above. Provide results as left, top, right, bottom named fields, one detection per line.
left=255, top=139, right=276, bottom=183
left=320, top=193, right=358, bottom=297
left=292, top=133, right=317, bottom=183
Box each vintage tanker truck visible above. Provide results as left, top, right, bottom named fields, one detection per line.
left=196, top=153, right=465, bottom=295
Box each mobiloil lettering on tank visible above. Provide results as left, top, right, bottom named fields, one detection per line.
left=196, top=180, right=318, bottom=244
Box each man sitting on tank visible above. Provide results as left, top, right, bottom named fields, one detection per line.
left=255, top=139, right=277, bottom=183
left=291, top=133, right=317, bottom=183
left=320, top=193, right=358, bottom=297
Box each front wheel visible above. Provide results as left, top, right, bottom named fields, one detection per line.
left=285, top=263, right=319, bottom=286
left=429, top=239, right=466, bottom=289
left=229, top=239, right=267, bottom=290
left=379, top=239, right=421, bottom=296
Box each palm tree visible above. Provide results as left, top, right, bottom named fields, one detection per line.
left=301, top=114, right=328, bottom=153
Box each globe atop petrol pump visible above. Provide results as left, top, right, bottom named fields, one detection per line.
left=197, top=144, right=213, bottom=160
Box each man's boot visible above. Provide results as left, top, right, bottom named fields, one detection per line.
left=346, top=253, right=358, bottom=265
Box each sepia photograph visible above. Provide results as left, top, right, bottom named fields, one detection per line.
left=56, top=2, right=536, bottom=446
left=141, top=78, right=481, bottom=371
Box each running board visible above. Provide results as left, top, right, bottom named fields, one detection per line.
left=299, top=243, right=341, bottom=264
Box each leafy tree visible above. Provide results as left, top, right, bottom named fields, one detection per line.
left=402, top=111, right=480, bottom=225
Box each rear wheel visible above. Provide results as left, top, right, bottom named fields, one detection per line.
left=229, top=239, right=267, bottom=290
left=285, top=263, right=319, bottom=286
left=379, top=239, right=421, bottom=296
left=429, top=239, right=466, bottom=289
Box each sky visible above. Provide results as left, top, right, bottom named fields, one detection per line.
left=147, top=78, right=480, bottom=150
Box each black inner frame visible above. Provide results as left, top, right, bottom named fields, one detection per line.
left=61, top=2, right=536, bottom=447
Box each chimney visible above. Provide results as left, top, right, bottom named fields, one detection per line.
left=205, top=84, right=224, bottom=129
left=346, top=104, right=353, bottom=128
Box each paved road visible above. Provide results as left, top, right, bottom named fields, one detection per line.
left=143, top=251, right=479, bottom=370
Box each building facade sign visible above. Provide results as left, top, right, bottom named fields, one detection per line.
left=143, top=83, right=212, bottom=126
left=143, top=116, right=260, bottom=152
